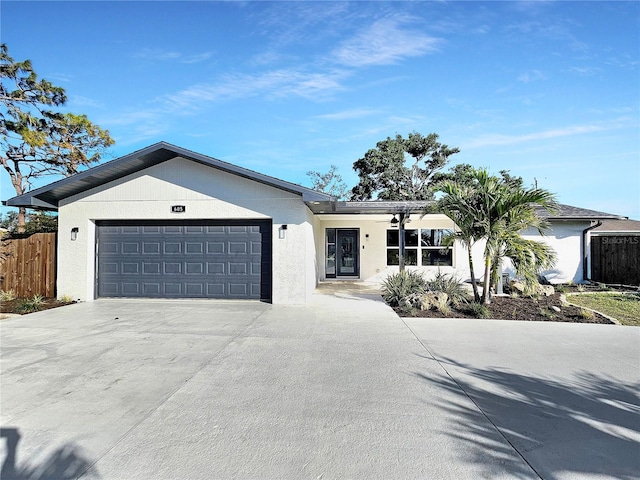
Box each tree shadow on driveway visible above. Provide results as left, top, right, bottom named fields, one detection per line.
left=414, top=358, right=640, bottom=479
left=1, top=428, right=99, bottom=480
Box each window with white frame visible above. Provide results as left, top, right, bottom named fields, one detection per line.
left=386, top=229, right=453, bottom=266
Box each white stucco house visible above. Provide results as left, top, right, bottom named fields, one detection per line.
left=4, top=142, right=627, bottom=303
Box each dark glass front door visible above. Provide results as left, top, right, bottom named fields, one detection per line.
left=336, top=229, right=359, bottom=277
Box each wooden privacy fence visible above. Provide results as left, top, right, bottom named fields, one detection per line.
left=591, top=235, right=640, bottom=286
left=0, top=233, right=57, bottom=297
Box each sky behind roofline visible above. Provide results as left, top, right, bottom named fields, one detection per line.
left=1, top=1, right=638, bottom=219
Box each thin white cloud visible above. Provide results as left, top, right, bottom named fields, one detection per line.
left=134, top=48, right=181, bottom=61
left=466, top=124, right=606, bottom=148
left=316, top=108, right=380, bottom=120
left=69, top=95, right=103, bottom=109
left=161, top=68, right=350, bottom=111
left=569, top=66, right=601, bottom=77
left=518, top=69, right=546, bottom=83
left=332, top=16, right=441, bottom=67
left=182, top=52, right=213, bottom=64
left=133, top=48, right=212, bottom=64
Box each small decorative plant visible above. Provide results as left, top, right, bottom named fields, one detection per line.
left=16, top=294, right=45, bottom=314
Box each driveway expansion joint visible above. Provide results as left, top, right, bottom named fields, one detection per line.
left=400, top=317, right=544, bottom=480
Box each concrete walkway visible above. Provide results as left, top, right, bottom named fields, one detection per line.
left=1, top=292, right=638, bottom=479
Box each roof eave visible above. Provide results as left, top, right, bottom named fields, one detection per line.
left=5, top=195, right=58, bottom=210
left=3, top=142, right=333, bottom=208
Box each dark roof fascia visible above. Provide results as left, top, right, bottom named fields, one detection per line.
left=307, top=200, right=434, bottom=215
left=5, top=142, right=332, bottom=209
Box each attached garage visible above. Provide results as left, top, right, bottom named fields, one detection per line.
left=97, top=220, right=272, bottom=300
left=5, top=143, right=330, bottom=304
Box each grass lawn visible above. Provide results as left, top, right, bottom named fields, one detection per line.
left=567, top=292, right=640, bottom=326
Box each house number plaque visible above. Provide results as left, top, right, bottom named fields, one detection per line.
left=171, top=205, right=186, bottom=213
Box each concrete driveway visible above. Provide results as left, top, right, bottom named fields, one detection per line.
left=1, top=292, right=638, bottom=480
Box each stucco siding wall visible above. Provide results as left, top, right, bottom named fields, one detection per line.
left=57, top=157, right=315, bottom=304
left=315, top=214, right=464, bottom=283
left=505, top=221, right=590, bottom=284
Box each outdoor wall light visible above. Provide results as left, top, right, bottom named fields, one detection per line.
left=279, top=224, right=288, bottom=239
left=390, top=215, right=399, bottom=227
left=71, top=227, right=79, bottom=241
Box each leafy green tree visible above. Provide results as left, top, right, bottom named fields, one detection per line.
left=432, top=163, right=523, bottom=190
left=437, top=167, right=558, bottom=304
left=351, top=132, right=459, bottom=201
left=0, top=210, right=57, bottom=234
left=1, top=44, right=114, bottom=231
left=306, top=164, right=350, bottom=199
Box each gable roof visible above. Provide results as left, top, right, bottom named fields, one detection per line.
left=535, top=204, right=625, bottom=221
left=592, top=218, right=640, bottom=233
left=4, top=142, right=332, bottom=210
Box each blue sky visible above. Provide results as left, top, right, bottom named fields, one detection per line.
left=2, top=1, right=639, bottom=219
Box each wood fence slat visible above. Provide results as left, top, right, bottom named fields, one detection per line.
left=591, top=235, right=640, bottom=285
left=0, top=233, right=57, bottom=297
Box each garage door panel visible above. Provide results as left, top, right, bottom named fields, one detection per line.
left=207, top=262, right=225, bottom=274
left=142, top=262, right=161, bottom=274
left=207, top=242, right=225, bottom=254
left=164, top=242, right=182, bottom=254
left=143, top=242, right=161, bottom=254
left=121, top=283, right=140, bottom=295
left=122, top=242, right=140, bottom=254
left=165, top=283, right=182, bottom=295
left=164, top=263, right=182, bottom=274
left=143, top=283, right=161, bottom=295
left=97, top=221, right=271, bottom=300
left=185, top=242, right=204, bottom=254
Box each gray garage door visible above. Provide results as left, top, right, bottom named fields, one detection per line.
left=96, top=220, right=272, bottom=301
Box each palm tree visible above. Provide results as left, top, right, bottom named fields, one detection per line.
left=437, top=181, right=484, bottom=302
left=437, top=168, right=558, bottom=305
left=488, top=204, right=557, bottom=296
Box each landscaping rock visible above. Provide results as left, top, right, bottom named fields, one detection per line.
left=419, top=291, right=449, bottom=311
left=539, top=285, right=555, bottom=297
left=509, top=280, right=555, bottom=297
left=509, top=280, right=527, bottom=295
left=551, top=306, right=561, bottom=313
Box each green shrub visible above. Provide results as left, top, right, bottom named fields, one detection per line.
left=425, top=271, right=470, bottom=306
left=59, top=294, right=74, bottom=303
left=0, top=289, right=16, bottom=302
left=539, top=307, right=556, bottom=320
left=464, top=302, right=489, bottom=319
left=579, top=308, right=595, bottom=320
left=382, top=270, right=427, bottom=307
left=434, top=295, right=452, bottom=316
left=16, top=294, right=45, bottom=314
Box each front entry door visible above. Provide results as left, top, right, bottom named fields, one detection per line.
left=336, top=229, right=359, bottom=277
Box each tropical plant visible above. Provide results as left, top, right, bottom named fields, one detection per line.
left=436, top=167, right=558, bottom=304
left=0, top=289, right=16, bottom=302
left=16, top=294, right=45, bottom=314
left=381, top=270, right=427, bottom=307
left=424, top=271, right=469, bottom=306
left=463, top=302, right=489, bottom=319
left=437, top=181, right=485, bottom=301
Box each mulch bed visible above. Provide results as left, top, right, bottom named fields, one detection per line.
left=1, top=298, right=76, bottom=315
left=396, top=293, right=613, bottom=324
